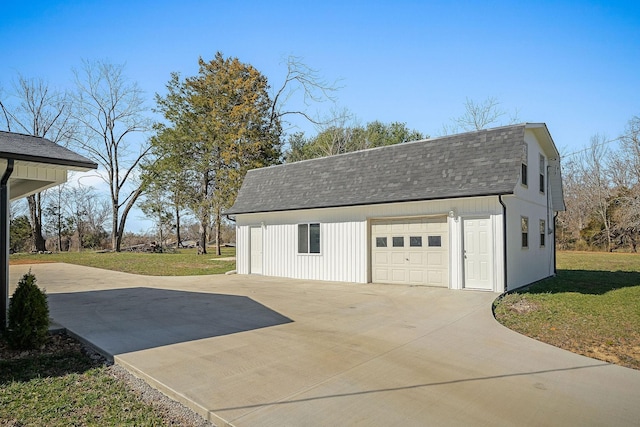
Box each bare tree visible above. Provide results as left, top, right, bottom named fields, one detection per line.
left=580, top=134, right=614, bottom=251
left=0, top=76, right=75, bottom=251
left=71, top=60, right=151, bottom=251
left=557, top=157, right=593, bottom=249
left=609, top=117, right=640, bottom=251
left=44, top=182, right=71, bottom=251
left=269, top=56, right=342, bottom=131
left=64, top=184, right=108, bottom=251
left=441, top=96, right=520, bottom=135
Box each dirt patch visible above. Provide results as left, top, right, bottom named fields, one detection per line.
left=506, top=298, right=540, bottom=314
left=209, top=257, right=236, bottom=261
left=0, top=332, right=88, bottom=361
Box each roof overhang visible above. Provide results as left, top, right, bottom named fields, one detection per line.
left=525, top=123, right=560, bottom=160
left=1, top=131, right=97, bottom=328
left=0, top=158, right=94, bottom=201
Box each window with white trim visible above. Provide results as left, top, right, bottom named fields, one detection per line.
left=298, top=223, right=320, bottom=254
left=539, top=154, right=545, bottom=193
left=521, top=217, right=529, bottom=249
left=540, top=219, right=546, bottom=248
left=521, top=143, right=528, bottom=187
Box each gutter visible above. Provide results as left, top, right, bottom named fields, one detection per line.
left=498, top=195, right=508, bottom=292
left=0, top=151, right=97, bottom=170
left=226, top=190, right=515, bottom=216
left=1, top=158, right=14, bottom=328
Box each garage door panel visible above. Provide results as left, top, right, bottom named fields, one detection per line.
left=391, top=252, right=405, bottom=265
left=409, top=252, right=423, bottom=264
left=427, top=252, right=443, bottom=266
left=409, top=270, right=424, bottom=282
left=374, top=269, right=388, bottom=281
left=375, top=252, right=389, bottom=265
left=391, top=223, right=405, bottom=232
left=427, top=270, right=443, bottom=284
left=372, top=217, right=448, bottom=287
left=408, top=222, right=425, bottom=232
left=392, top=269, right=406, bottom=281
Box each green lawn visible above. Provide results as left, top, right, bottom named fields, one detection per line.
left=0, top=335, right=172, bottom=426
left=10, top=247, right=236, bottom=276
left=494, top=251, right=640, bottom=370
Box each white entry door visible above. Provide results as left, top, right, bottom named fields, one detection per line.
left=463, top=217, right=493, bottom=290
left=250, top=226, right=263, bottom=274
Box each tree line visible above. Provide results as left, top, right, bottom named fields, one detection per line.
left=3, top=52, right=636, bottom=255
left=1, top=53, right=423, bottom=254
left=558, top=116, right=640, bottom=252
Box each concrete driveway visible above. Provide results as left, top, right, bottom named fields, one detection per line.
left=10, top=263, right=640, bottom=427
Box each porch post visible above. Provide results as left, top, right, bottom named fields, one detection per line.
left=1, top=159, right=14, bottom=328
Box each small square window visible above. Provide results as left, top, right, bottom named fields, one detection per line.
left=376, top=237, right=387, bottom=247
left=428, top=236, right=442, bottom=247
left=392, top=236, right=404, bottom=247
left=410, top=236, right=422, bottom=247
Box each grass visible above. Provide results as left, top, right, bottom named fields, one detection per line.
left=10, top=247, right=236, bottom=276
left=0, top=335, right=170, bottom=426
left=494, top=251, right=640, bottom=370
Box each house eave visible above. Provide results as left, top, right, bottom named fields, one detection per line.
left=225, top=191, right=516, bottom=216
left=0, top=151, right=97, bottom=171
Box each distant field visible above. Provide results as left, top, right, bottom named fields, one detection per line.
left=9, top=247, right=236, bottom=276
left=494, top=251, right=640, bottom=370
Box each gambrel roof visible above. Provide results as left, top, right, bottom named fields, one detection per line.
left=226, top=123, right=564, bottom=215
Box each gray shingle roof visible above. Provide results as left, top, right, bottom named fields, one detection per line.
left=0, top=131, right=97, bottom=170
left=226, top=124, right=528, bottom=215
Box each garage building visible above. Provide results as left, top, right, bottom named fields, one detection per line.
left=226, top=123, right=565, bottom=293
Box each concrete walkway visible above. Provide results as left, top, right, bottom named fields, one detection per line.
left=10, top=264, right=640, bottom=427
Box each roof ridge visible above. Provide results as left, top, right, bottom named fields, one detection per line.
left=262, top=123, right=528, bottom=173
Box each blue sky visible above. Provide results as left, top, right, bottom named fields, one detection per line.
left=2, top=0, right=639, bottom=232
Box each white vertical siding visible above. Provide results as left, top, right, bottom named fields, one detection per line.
left=504, top=129, right=557, bottom=290
left=258, top=221, right=367, bottom=283
left=235, top=196, right=504, bottom=288
left=236, top=225, right=250, bottom=274
left=503, top=195, right=555, bottom=290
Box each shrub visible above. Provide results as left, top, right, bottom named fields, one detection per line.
left=6, top=271, right=50, bottom=349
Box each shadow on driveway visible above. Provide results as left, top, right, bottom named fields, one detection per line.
left=48, top=287, right=293, bottom=357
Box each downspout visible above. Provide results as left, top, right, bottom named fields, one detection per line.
left=547, top=164, right=553, bottom=277
left=553, top=212, right=558, bottom=275
left=1, top=159, right=15, bottom=328
left=498, top=195, right=508, bottom=292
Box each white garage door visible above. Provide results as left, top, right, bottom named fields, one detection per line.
left=371, top=217, right=449, bottom=287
